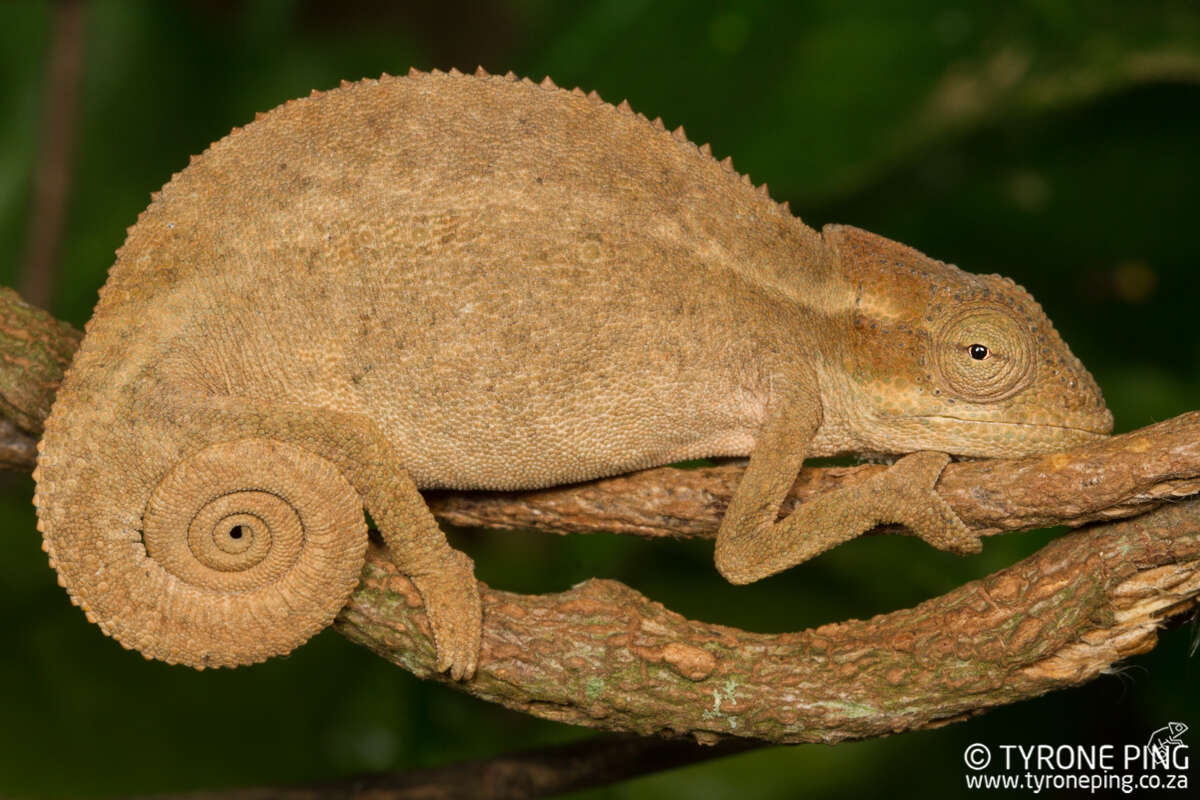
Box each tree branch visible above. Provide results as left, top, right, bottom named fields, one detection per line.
left=134, top=734, right=757, bottom=800
left=339, top=496, right=1200, bottom=744
left=2, top=287, right=1198, bottom=746
left=424, top=411, right=1200, bottom=539
left=0, top=286, right=80, bottom=441
left=19, top=0, right=87, bottom=310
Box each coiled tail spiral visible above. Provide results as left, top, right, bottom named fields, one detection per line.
left=39, top=437, right=368, bottom=668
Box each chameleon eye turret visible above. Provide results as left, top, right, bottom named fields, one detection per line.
left=932, top=304, right=1035, bottom=403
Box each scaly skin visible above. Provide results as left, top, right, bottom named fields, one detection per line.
left=33, top=69, right=1111, bottom=678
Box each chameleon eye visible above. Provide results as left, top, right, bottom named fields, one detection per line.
left=933, top=305, right=1034, bottom=402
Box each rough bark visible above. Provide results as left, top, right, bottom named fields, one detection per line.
left=3, top=287, right=1198, bottom=745
left=0, top=286, right=80, bottom=442
left=340, top=497, right=1200, bottom=744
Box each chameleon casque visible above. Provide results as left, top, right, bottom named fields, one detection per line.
left=33, top=69, right=1112, bottom=680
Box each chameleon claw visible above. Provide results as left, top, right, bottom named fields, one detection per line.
left=411, top=549, right=482, bottom=681
left=912, top=497, right=982, bottom=555
left=890, top=451, right=981, bottom=556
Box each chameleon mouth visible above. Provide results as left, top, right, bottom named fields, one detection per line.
left=877, top=414, right=1112, bottom=459
left=859, top=412, right=1108, bottom=462
left=897, top=417, right=1108, bottom=460
left=911, top=415, right=1112, bottom=438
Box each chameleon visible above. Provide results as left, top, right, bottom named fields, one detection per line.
left=33, top=68, right=1112, bottom=680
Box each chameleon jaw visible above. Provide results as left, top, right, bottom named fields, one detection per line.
left=859, top=413, right=1111, bottom=460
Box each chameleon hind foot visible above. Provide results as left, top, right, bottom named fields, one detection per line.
left=407, top=548, right=482, bottom=680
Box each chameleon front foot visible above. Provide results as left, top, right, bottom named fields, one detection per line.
left=409, top=549, right=483, bottom=680
left=714, top=445, right=981, bottom=585
left=883, top=451, right=982, bottom=556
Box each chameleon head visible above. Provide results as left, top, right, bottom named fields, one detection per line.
left=821, top=225, right=1112, bottom=458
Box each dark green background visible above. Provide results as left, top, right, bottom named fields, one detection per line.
left=2, top=1, right=1197, bottom=797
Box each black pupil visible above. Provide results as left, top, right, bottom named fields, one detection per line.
left=229, top=525, right=246, bottom=540
left=969, top=344, right=989, bottom=360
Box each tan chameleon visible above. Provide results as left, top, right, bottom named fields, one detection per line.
left=33, top=69, right=1112, bottom=680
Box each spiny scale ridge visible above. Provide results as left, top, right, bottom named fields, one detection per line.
left=456, top=69, right=790, bottom=212
left=137, top=67, right=797, bottom=251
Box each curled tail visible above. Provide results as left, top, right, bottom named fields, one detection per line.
left=33, top=391, right=368, bottom=668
